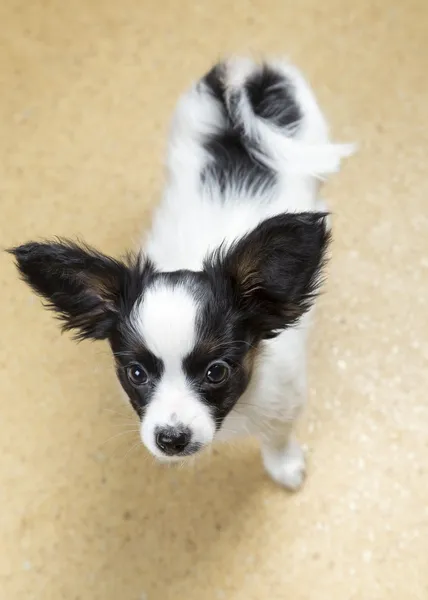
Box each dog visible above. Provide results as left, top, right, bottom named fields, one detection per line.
left=9, top=58, right=353, bottom=490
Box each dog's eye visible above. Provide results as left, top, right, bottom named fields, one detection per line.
left=205, top=361, right=230, bottom=385
left=126, top=363, right=149, bottom=387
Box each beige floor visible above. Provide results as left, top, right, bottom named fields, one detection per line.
left=1, top=0, right=427, bottom=598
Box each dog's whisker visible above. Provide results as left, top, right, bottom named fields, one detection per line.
left=99, top=429, right=140, bottom=447
left=104, top=410, right=132, bottom=417
left=120, top=440, right=143, bottom=462
left=103, top=407, right=135, bottom=418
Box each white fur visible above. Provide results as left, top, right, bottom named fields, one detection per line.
left=132, top=281, right=198, bottom=359
left=138, top=58, right=352, bottom=487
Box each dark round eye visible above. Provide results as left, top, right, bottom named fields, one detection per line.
left=205, top=361, right=230, bottom=385
left=126, top=364, right=149, bottom=387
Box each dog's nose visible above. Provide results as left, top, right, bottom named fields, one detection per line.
left=155, top=427, right=191, bottom=455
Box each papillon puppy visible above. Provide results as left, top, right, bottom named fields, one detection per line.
left=10, top=58, right=353, bottom=489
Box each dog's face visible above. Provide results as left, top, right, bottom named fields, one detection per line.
left=9, top=213, right=329, bottom=461
left=110, top=270, right=257, bottom=460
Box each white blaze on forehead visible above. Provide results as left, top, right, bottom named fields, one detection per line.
left=132, top=281, right=199, bottom=364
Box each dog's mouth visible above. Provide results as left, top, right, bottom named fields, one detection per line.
left=146, top=440, right=205, bottom=463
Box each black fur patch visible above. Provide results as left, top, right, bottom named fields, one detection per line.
left=203, top=131, right=275, bottom=196
left=183, top=272, right=256, bottom=426
left=203, top=64, right=275, bottom=195
left=245, top=65, right=301, bottom=129
left=202, top=62, right=301, bottom=196
left=110, top=326, right=164, bottom=417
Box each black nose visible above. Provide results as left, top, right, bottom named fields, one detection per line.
left=155, top=427, right=191, bottom=455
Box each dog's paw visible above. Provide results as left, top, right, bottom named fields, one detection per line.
left=262, top=439, right=306, bottom=491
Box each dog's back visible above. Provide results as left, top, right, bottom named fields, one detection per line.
left=145, top=58, right=351, bottom=272
left=9, top=58, right=352, bottom=484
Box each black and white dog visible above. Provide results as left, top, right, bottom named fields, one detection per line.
left=10, top=58, right=352, bottom=489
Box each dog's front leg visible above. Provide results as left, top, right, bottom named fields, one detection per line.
left=261, top=427, right=306, bottom=491
left=259, top=374, right=307, bottom=491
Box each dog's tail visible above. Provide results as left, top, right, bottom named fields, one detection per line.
left=207, top=57, right=354, bottom=179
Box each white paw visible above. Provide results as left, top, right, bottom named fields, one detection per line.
left=262, top=439, right=306, bottom=491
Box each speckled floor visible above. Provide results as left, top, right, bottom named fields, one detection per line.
left=1, top=0, right=427, bottom=598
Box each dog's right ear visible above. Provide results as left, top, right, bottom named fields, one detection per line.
left=8, top=240, right=149, bottom=341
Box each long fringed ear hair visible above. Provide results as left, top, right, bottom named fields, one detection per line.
left=206, top=212, right=331, bottom=339
left=8, top=240, right=150, bottom=340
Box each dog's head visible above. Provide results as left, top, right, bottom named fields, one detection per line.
left=9, top=213, right=329, bottom=461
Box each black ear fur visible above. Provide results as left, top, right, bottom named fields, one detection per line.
left=8, top=240, right=145, bottom=340
left=206, top=212, right=331, bottom=338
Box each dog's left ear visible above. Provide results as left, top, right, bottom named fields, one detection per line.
left=8, top=240, right=143, bottom=340
left=208, top=213, right=330, bottom=338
